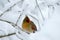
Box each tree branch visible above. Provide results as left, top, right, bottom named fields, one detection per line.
left=0, top=0, right=22, bottom=17
left=35, top=0, right=45, bottom=20
left=0, top=33, right=16, bottom=38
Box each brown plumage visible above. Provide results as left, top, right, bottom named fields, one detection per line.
left=22, top=16, right=37, bottom=34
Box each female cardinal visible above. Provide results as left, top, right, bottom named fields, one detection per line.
left=22, top=16, right=37, bottom=34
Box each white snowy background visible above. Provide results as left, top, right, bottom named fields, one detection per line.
left=0, top=0, right=60, bottom=40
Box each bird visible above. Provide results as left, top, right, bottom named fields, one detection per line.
left=22, top=16, right=37, bottom=34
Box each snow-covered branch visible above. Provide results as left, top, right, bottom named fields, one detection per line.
left=35, top=0, right=45, bottom=21
left=0, top=33, right=16, bottom=38
left=0, top=0, right=23, bottom=17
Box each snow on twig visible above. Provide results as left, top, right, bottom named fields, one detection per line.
left=0, top=0, right=22, bottom=17
left=35, top=0, right=45, bottom=21
left=0, top=33, right=16, bottom=38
